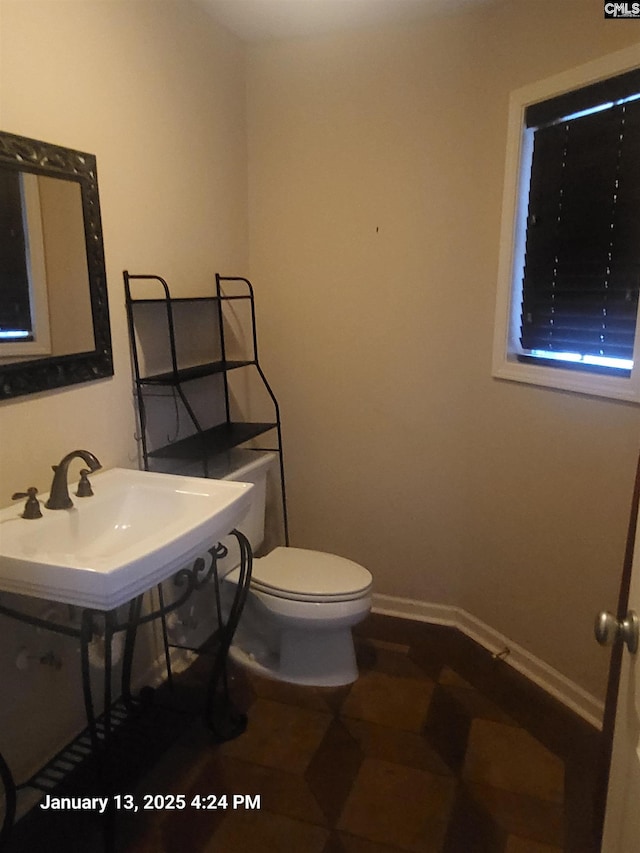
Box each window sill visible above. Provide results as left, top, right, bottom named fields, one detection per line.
left=492, top=355, right=640, bottom=404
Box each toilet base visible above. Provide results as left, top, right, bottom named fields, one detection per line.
left=229, top=625, right=359, bottom=687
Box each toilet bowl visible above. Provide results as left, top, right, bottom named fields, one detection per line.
left=223, top=545, right=372, bottom=686
left=217, top=452, right=373, bottom=686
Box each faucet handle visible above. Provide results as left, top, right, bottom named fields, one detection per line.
left=12, top=487, right=43, bottom=519
left=76, top=469, right=94, bottom=498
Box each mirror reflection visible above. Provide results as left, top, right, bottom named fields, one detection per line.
left=0, top=170, right=94, bottom=363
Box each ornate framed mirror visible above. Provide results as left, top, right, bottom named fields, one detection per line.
left=0, top=131, right=113, bottom=400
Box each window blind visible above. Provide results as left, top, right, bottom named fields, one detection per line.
left=524, top=66, right=640, bottom=129
left=519, top=83, right=640, bottom=373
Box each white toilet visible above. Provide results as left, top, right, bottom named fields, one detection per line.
left=219, top=452, right=372, bottom=686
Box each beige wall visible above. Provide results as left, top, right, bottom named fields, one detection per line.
left=246, top=0, right=640, bottom=700
left=0, top=0, right=247, bottom=779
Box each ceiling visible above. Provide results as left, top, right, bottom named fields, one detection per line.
left=196, top=0, right=501, bottom=42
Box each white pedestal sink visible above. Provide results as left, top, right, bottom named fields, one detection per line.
left=0, top=467, right=253, bottom=609
left=0, top=466, right=255, bottom=850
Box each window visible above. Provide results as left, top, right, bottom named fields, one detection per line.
left=493, top=46, right=640, bottom=403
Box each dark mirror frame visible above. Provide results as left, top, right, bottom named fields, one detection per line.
left=0, top=130, right=113, bottom=400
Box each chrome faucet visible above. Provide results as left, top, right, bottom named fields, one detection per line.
left=45, top=450, right=102, bottom=510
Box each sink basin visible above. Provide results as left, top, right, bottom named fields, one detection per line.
left=0, top=468, right=253, bottom=609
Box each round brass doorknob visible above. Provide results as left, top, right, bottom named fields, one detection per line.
left=595, top=610, right=639, bottom=654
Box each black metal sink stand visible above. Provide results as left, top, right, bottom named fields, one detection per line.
left=0, top=528, right=253, bottom=851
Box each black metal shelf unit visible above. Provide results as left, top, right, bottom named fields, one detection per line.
left=124, top=271, right=288, bottom=544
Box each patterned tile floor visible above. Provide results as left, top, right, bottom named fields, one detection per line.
left=6, top=614, right=601, bottom=853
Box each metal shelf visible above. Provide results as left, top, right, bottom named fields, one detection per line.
left=148, top=422, right=277, bottom=460
left=139, top=359, right=255, bottom=386
left=123, top=271, right=289, bottom=545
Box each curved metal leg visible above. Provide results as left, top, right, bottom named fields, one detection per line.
left=102, top=609, right=117, bottom=750
left=100, top=612, right=117, bottom=853
left=157, top=584, right=174, bottom=692
left=204, top=529, right=253, bottom=740
left=79, top=609, right=100, bottom=752
left=80, top=608, right=121, bottom=853
left=121, top=595, right=144, bottom=709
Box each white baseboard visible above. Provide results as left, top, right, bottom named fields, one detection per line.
left=139, top=595, right=605, bottom=729
left=372, top=593, right=604, bottom=730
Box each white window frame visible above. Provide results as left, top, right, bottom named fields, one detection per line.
left=492, top=44, right=640, bottom=404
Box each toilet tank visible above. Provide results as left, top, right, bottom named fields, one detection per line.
left=222, top=450, right=277, bottom=553
left=163, top=450, right=278, bottom=651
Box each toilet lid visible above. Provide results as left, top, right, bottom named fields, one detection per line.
left=231, top=547, right=372, bottom=602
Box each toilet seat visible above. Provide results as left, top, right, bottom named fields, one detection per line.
left=225, top=546, right=372, bottom=604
